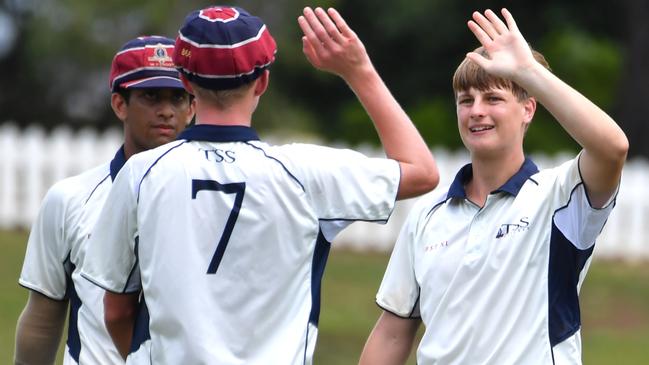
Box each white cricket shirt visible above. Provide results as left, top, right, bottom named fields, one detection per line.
left=19, top=148, right=129, bottom=364
left=376, top=156, right=616, bottom=364
left=81, top=125, right=400, bottom=364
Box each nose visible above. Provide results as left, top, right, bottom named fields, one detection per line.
left=469, top=98, right=486, bottom=119
left=156, top=100, right=175, bottom=120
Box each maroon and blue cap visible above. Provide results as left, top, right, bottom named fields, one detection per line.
left=173, top=6, right=277, bottom=90
left=109, top=35, right=184, bottom=93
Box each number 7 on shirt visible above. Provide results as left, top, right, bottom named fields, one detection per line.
left=191, top=179, right=246, bottom=274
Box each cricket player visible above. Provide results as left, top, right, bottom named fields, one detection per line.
left=80, top=6, right=439, bottom=364
left=15, top=36, right=194, bottom=364
left=359, top=8, right=628, bottom=365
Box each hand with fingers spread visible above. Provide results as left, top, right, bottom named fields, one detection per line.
left=361, top=7, right=627, bottom=365
left=297, top=6, right=438, bottom=200
left=298, top=7, right=373, bottom=80
left=465, top=8, right=538, bottom=81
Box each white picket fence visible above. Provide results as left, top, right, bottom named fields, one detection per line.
left=1, top=124, right=648, bottom=261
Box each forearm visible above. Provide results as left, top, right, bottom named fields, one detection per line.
left=346, top=68, right=439, bottom=199
left=104, top=291, right=139, bottom=360
left=105, top=317, right=134, bottom=360
left=14, top=293, right=67, bottom=365
left=359, top=337, right=413, bottom=365
left=359, top=312, right=420, bottom=365
left=516, top=63, right=628, bottom=162
left=516, top=63, right=628, bottom=204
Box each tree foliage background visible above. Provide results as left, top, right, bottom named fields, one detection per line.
left=0, top=0, right=646, bottom=157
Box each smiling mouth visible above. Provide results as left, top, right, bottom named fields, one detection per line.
left=469, top=126, right=494, bottom=132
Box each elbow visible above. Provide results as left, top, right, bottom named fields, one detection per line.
left=103, top=294, right=138, bottom=328
left=421, top=167, right=440, bottom=193
left=608, top=133, right=629, bottom=167
left=398, top=165, right=440, bottom=200
left=419, top=157, right=441, bottom=193
left=104, top=304, right=136, bottom=327
left=616, top=134, right=630, bottom=161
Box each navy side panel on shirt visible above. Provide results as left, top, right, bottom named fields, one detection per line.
left=64, top=257, right=82, bottom=362
left=548, top=214, right=595, bottom=346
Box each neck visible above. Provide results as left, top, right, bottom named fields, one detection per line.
left=194, top=106, right=252, bottom=126
left=465, top=151, right=525, bottom=207
left=193, top=95, right=255, bottom=126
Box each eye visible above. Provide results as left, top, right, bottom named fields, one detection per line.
left=142, top=90, right=159, bottom=101
left=172, top=91, right=190, bottom=104
left=457, top=97, right=473, bottom=105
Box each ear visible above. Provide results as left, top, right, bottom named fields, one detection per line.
left=180, top=74, right=194, bottom=95
left=111, top=93, right=128, bottom=122
left=522, top=97, right=537, bottom=126
left=253, top=70, right=269, bottom=96
left=186, top=97, right=197, bottom=125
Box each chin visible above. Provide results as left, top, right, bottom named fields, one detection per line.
left=467, top=144, right=504, bottom=159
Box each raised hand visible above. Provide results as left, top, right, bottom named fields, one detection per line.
left=297, top=7, right=373, bottom=80
left=466, top=8, right=537, bottom=81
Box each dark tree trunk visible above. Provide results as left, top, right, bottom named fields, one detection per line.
left=614, top=0, right=649, bottom=158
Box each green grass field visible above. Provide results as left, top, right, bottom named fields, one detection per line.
left=2, top=230, right=648, bottom=364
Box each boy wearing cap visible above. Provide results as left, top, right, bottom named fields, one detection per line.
left=14, top=36, right=194, bottom=365
left=359, top=9, right=628, bottom=365
left=80, top=6, right=438, bottom=364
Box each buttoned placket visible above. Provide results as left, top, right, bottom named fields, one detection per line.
left=464, top=193, right=500, bottom=262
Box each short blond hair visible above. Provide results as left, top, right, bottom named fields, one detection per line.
left=452, top=46, right=550, bottom=101
left=191, top=81, right=256, bottom=109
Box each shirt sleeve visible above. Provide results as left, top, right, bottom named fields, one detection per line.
left=277, top=143, right=401, bottom=222
left=375, top=197, right=429, bottom=318
left=551, top=155, right=618, bottom=250
left=80, top=161, right=140, bottom=294
left=19, top=182, right=73, bottom=300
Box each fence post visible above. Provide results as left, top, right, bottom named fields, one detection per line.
left=0, top=124, right=19, bottom=229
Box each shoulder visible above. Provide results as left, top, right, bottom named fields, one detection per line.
left=268, top=142, right=369, bottom=159
left=130, top=140, right=188, bottom=167
left=121, top=140, right=189, bottom=180
left=413, top=186, right=449, bottom=213
left=402, top=186, right=450, bottom=229
left=528, top=155, right=581, bottom=190
left=43, top=162, right=111, bottom=209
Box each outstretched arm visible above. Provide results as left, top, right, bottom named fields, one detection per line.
left=14, top=291, right=68, bottom=365
left=466, top=8, right=628, bottom=207
left=359, top=311, right=420, bottom=365
left=298, top=7, right=439, bottom=199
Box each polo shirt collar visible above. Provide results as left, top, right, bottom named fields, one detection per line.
left=447, top=157, right=539, bottom=199
left=178, top=124, right=260, bottom=143
left=109, top=146, right=127, bottom=182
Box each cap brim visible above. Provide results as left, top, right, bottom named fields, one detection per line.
left=119, top=76, right=184, bottom=90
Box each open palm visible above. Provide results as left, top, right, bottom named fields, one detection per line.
left=466, top=8, right=537, bottom=81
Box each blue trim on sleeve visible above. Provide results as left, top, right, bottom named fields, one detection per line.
left=547, top=221, right=594, bottom=346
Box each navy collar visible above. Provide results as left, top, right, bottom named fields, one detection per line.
left=447, top=157, right=539, bottom=200
left=178, top=124, right=260, bottom=143
left=109, top=146, right=127, bottom=182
